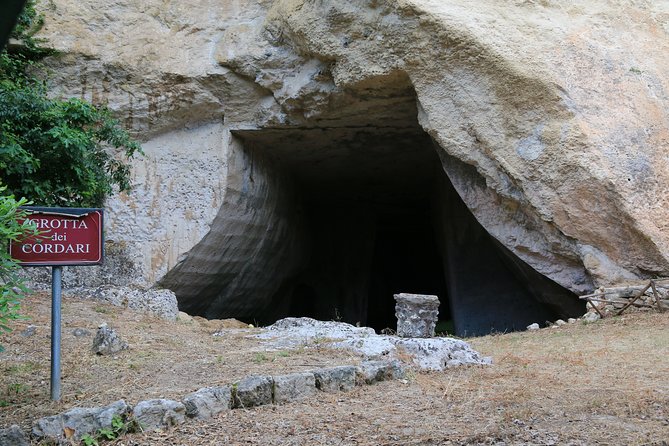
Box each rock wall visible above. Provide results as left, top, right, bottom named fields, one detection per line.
left=254, top=0, right=669, bottom=290
left=31, top=0, right=669, bottom=321
left=159, top=136, right=308, bottom=319
left=24, top=122, right=228, bottom=290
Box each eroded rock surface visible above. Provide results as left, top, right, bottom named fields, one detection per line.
left=258, top=318, right=491, bottom=371
left=33, top=1, right=669, bottom=325
left=0, top=425, right=28, bottom=446
left=183, top=386, right=232, bottom=420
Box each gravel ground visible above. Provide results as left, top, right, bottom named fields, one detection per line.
left=1, top=292, right=668, bottom=445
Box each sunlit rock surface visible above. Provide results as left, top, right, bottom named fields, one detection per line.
left=34, top=0, right=669, bottom=332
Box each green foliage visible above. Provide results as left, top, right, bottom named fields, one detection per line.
left=79, top=414, right=140, bottom=445
left=0, top=187, right=38, bottom=352
left=0, top=1, right=142, bottom=208
left=80, top=434, right=98, bottom=446
left=11, top=0, right=44, bottom=45
left=0, top=381, right=29, bottom=407
left=253, top=352, right=269, bottom=363
left=0, top=65, right=142, bottom=207
left=6, top=382, right=27, bottom=394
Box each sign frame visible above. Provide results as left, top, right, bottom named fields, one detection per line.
left=8, top=206, right=105, bottom=401
left=9, top=206, right=104, bottom=267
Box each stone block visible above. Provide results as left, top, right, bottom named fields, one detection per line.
left=81, top=286, right=179, bottom=321
left=183, top=386, right=232, bottom=419
left=233, top=375, right=273, bottom=408
left=32, top=400, right=129, bottom=441
left=357, top=359, right=406, bottom=384
left=133, top=399, right=186, bottom=431
left=0, top=425, right=28, bottom=446
left=313, top=366, right=357, bottom=392
left=394, top=293, right=440, bottom=338
left=273, top=372, right=316, bottom=404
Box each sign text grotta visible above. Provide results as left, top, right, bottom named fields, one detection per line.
left=9, top=207, right=104, bottom=266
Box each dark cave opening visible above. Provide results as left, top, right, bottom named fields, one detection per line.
left=164, top=80, right=583, bottom=335
left=228, top=125, right=583, bottom=336
left=280, top=192, right=452, bottom=333
left=231, top=126, right=455, bottom=332
left=366, top=203, right=450, bottom=332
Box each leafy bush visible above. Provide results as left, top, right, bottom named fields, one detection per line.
left=0, top=187, right=38, bottom=352
left=0, top=73, right=142, bottom=207
left=0, top=1, right=141, bottom=208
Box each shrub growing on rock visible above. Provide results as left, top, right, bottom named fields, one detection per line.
left=0, top=188, right=37, bottom=352
left=0, top=0, right=141, bottom=208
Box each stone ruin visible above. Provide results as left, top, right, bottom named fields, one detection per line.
left=394, top=293, right=440, bottom=338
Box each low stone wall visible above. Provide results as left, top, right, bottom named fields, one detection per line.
left=6, top=360, right=405, bottom=444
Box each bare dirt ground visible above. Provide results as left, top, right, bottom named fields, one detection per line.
left=1, top=292, right=668, bottom=445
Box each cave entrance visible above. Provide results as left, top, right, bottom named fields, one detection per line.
left=230, top=123, right=582, bottom=336
left=235, top=127, right=452, bottom=333
left=162, top=78, right=583, bottom=336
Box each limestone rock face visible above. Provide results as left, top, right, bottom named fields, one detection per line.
left=34, top=1, right=669, bottom=320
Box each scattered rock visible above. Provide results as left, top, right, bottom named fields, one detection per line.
left=233, top=375, right=273, bottom=408
left=527, top=323, right=540, bottom=330
left=92, top=324, right=128, bottom=355
left=0, top=425, right=28, bottom=446
left=183, top=386, right=232, bottom=419
left=568, top=318, right=577, bottom=324
left=259, top=318, right=489, bottom=371
left=273, top=372, right=317, bottom=404
left=261, top=317, right=376, bottom=343
left=392, top=337, right=491, bottom=370
left=32, top=400, right=129, bottom=441
left=133, top=399, right=185, bottom=431
left=334, top=335, right=396, bottom=357
left=72, top=328, right=92, bottom=337
left=555, top=319, right=567, bottom=326
left=313, top=366, right=357, bottom=392
left=19, top=325, right=37, bottom=337
left=582, top=312, right=601, bottom=323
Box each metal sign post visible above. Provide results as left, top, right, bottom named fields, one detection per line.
left=51, top=266, right=62, bottom=400
left=9, top=207, right=104, bottom=401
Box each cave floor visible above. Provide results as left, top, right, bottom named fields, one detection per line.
left=1, top=292, right=667, bottom=444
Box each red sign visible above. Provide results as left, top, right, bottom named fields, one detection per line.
left=9, top=207, right=104, bottom=266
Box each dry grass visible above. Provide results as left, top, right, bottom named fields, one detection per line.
left=1, top=292, right=668, bottom=445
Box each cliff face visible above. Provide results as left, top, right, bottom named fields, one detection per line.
left=35, top=0, right=669, bottom=332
